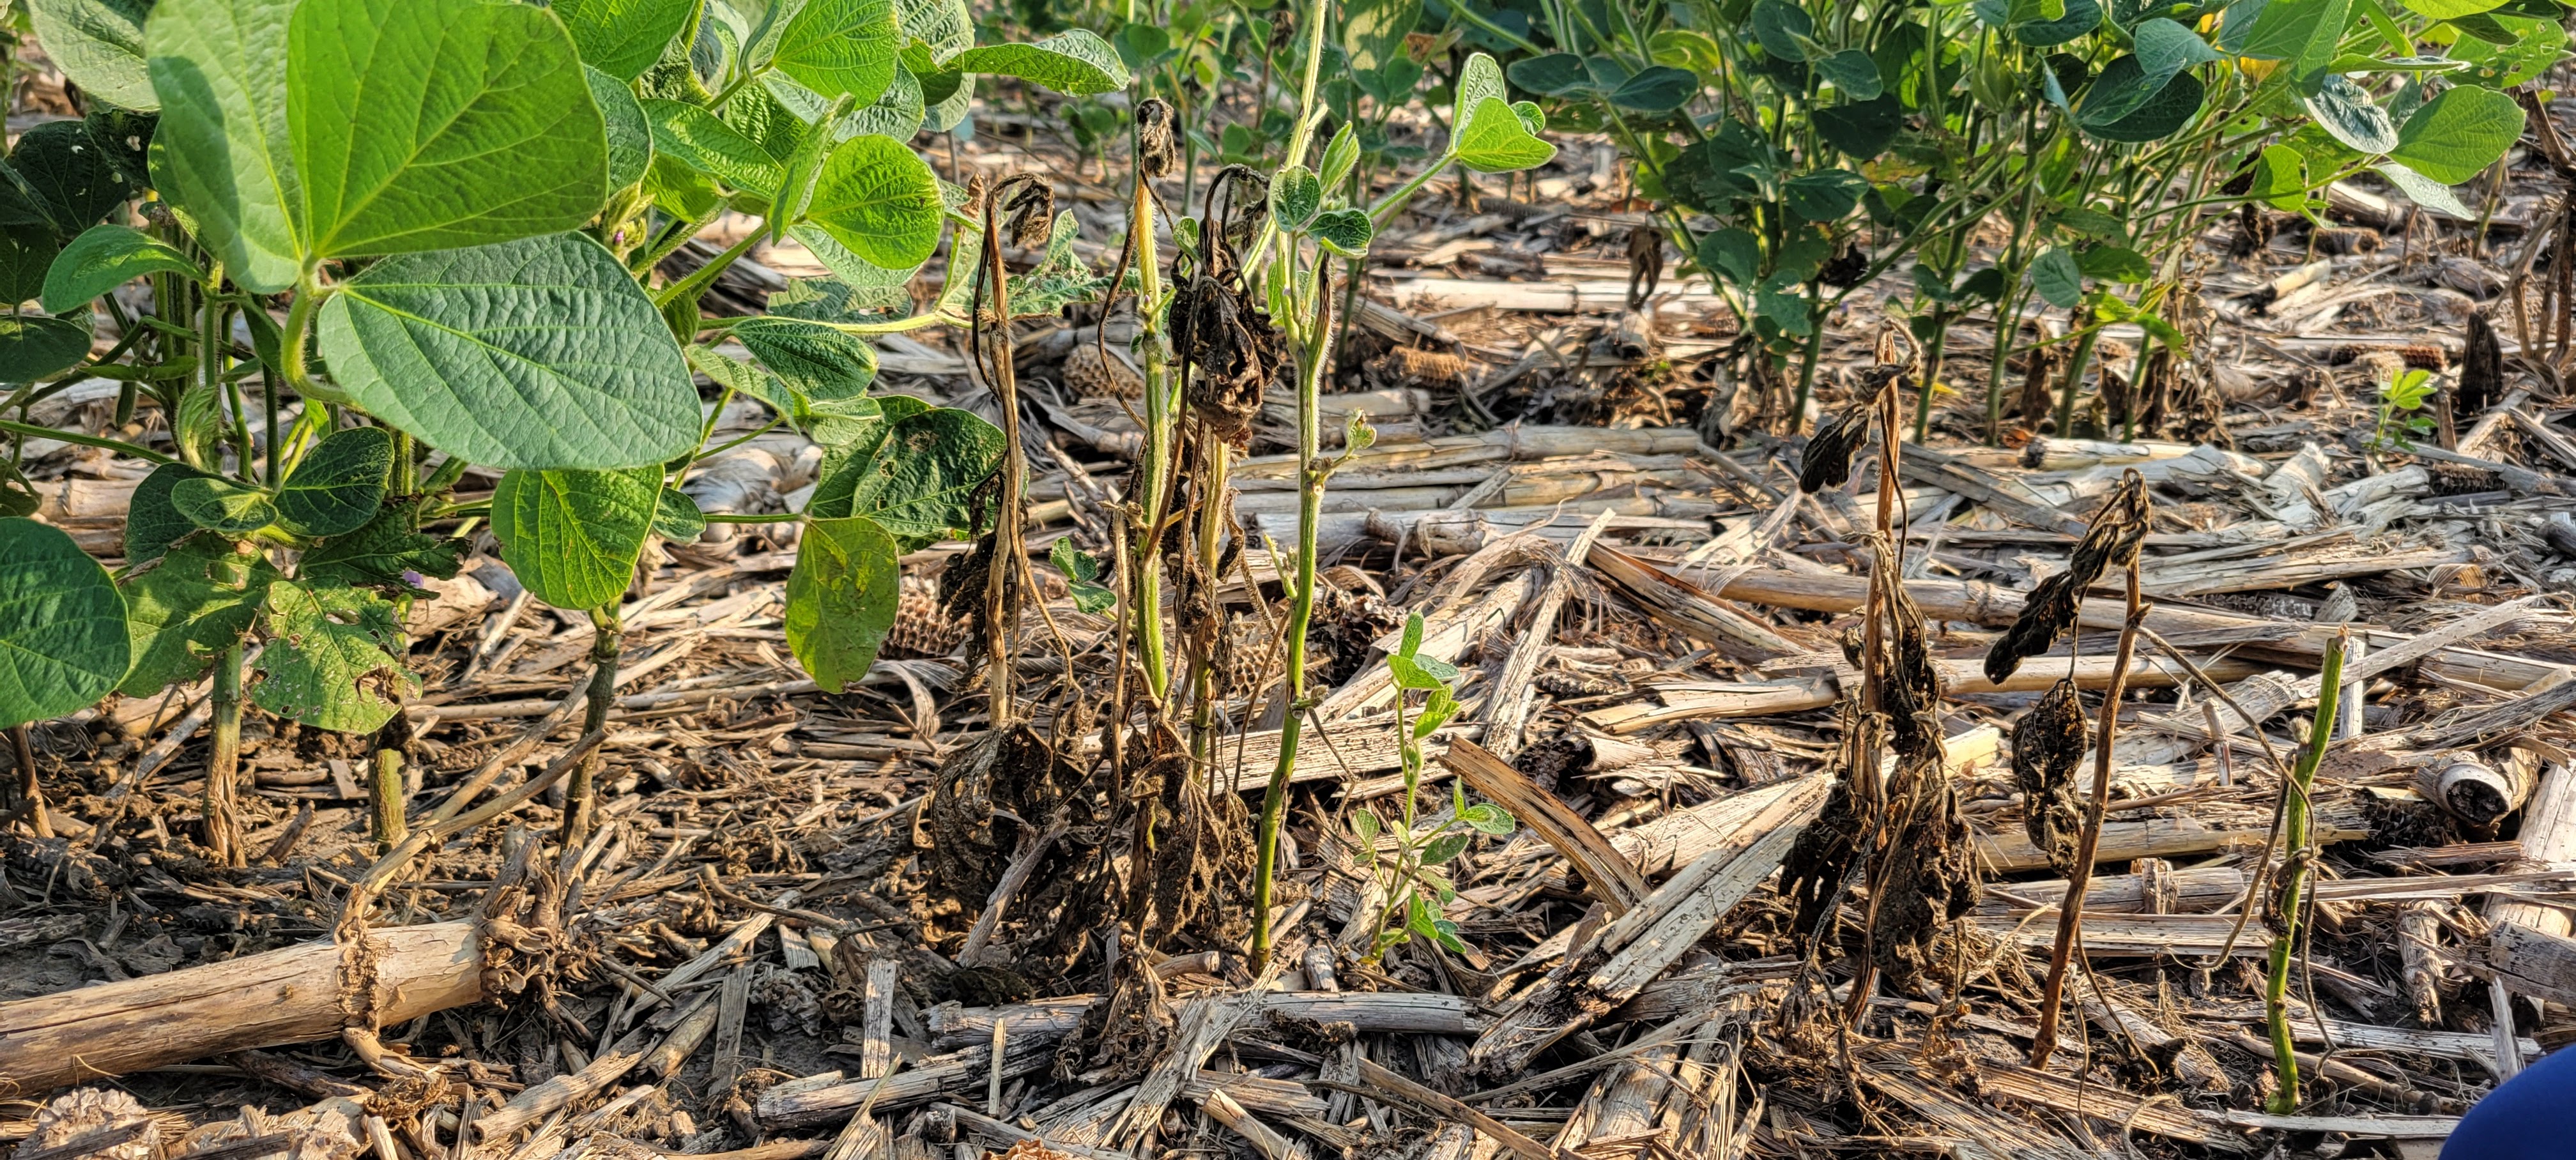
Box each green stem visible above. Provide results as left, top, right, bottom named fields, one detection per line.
left=1253, top=275, right=1335, bottom=973
left=0, top=419, right=176, bottom=464
left=2053, top=323, right=2102, bottom=438
left=1131, top=162, right=1174, bottom=703
left=2266, top=633, right=2347, bottom=1115
left=371, top=745, right=408, bottom=854
left=1788, top=305, right=1828, bottom=433
left=655, top=227, right=765, bottom=311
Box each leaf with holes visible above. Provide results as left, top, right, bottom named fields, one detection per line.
left=785, top=514, right=900, bottom=691
left=252, top=579, right=410, bottom=733
left=0, top=517, right=130, bottom=729
left=119, top=532, right=279, bottom=698
left=490, top=465, right=662, bottom=611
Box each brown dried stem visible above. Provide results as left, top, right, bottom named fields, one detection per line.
left=2028, top=552, right=2147, bottom=1067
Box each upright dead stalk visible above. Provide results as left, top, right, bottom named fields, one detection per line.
left=2026, top=472, right=2152, bottom=1065
left=972, top=176, right=1050, bottom=728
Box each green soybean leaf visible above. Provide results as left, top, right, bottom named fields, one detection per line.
left=2134, top=17, right=2223, bottom=84
left=770, top=0, right=902, bottom=106
left=1048, top=538, right=1115, bottom=613
left=10, top=119, right=142, bottom=238
left=589, top=66, right=654, bottom=193
left=1310, top=208, right=1375, bottom=258
left=1452, top=98, right=1556, bottom=172
left=2080, top=54, right=2168, bottom=127
left=2373, top=160, right=2476, bottom=217
left=802, top=134, right=945, bottom=270
left=806, top=406, right=1002, bottom=544
left=2031, top=245, right=2083, bottom=308
left=0, top=218, right=60, bottom=306
left=2400, top=0, right=2506, bottom=14
left=898, top=0, right=973, bottom=55
left=2230, top=0, right=2354, bottom=83
left=127, top=462, right=219, bottom=563
left=1508, top=52, right=1593, bottom=96
left=1422, top=832, right=1470, bottom=866
left=645, top=98, right=788, bottom=194
left=316, top=231, right=702, bottom=471
left=29, top=0, right=157, bottom=111
left=146, top=0, right=301, bottom=293
left=0, top=517, right=129, bottom=729
left=653, top=487, right=707, bottom=543
left=42, top=224, right=203, bottom=314
left=1319, top=123, right=1361, bottom=189
left=839, top=65, right=928, bottom=141
left=2390, top=84, right=2525, bottom=183
left=170, top=475, right=278, bottom=535
left=275, top=425, right=392, bottom=537
left=1271, top=165, right=1322, bottom=231
left=1461, top=802, right=1516, bottom=835
left=0, top=314, right=95, bottom=381
left=784, top=514, right=899, bottom=691
left=118, top=532, right=279, bottom=698
left=2086, top=70, right=2204, bottom=141
left=490, top=465, right=661, bottom=610
left=2250, top=141, right=2313, bottom=209
left=86, top=105, right=157, bottom=192
left=2304, top=73, right=2399, bottom=154
left=733, top=316, right=880, bottom=404
left=1782, top=169, right=1868, bottom=221
left=1813, top=50, right=1883, bottom=100
left=1697, top=227, right=1759, bottom=285
left=1749, top=1, right=1814, bottom=60
left=1815, top=95, right=1902, bottom=158
left=2014, top=0, right=2103, bottom=44
left=252, top=579, right=408, bottom=733
left=553, top=0, right=698, bottom=81
left=288, top=0, right=607, bottom=259
left=1609, top=65, right=1699, bottom=112
left=299, top=501, right=466, bottom=590
left=2078, top=244, right=2151, bottom=282
left=942, top=29, right=1132, bottom=95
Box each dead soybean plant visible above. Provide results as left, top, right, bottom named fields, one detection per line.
left=1982, top=469, right=2153, bottom=1066
left=1777, top=346, right=1979, bottom=1017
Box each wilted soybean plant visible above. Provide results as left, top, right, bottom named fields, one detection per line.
left=0, top=0, right=1133, bottom=858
